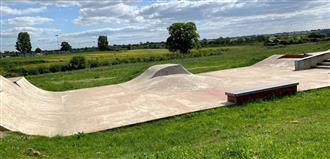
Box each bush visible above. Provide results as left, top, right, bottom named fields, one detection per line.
left=26, top=67, right=40, bottom=75
left=88, top=60, right=100, bottom=68
left=49, top=64, right=64, bottom=72
left=37, top=66, right=49, bottom=74
left=68, top=56, right=86, bottom=70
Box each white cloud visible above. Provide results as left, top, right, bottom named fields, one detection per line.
left=2, top=0, right=80, bottom=7
left=1, top=0, right=329, bottom=51
left=52, top=1, right=80, bottom=7
left=0, top=27, right=60, bottom=38
left=62, top=26, right=146, bottom=38
left=72, top=1, right=242, bottom=25
left=0, top=6, right=46, bottom=15
left=74, top=2, right=139, bottom=25
left=73, top=16, right=130, bottom=25
left=1, top=16, right=53, bottom=26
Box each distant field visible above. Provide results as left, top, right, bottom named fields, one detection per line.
left=0, top=88, right=329, bottom=158
left=0, top=49, right=171, bottom=77
left=23, top=42, right=330, bottom=91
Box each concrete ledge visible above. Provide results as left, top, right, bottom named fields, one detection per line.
left=225, top=82, right=299, bottom=105
left=295, top=50, right=330, bottom=70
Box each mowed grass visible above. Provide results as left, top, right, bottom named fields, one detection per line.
left=0, top=88, right=329, bottom=158
left=26, top=42, right=330, bottom=91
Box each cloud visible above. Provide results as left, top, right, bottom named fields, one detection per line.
left=0, top=27, right=60, bottom=38
left=71, top=1, right=250, bottom=26
left=62, top=26, right=147, bottom=38
left=1, top=0, right=329, bottom=51
left=2, top=0, right=80, bottom=7
left=70, top=0, right=329, bottom=28
left=1, top=16, right=53, bottom=26
left=0, top=6, right=46, bottom=15
left=73, top=2, right=139, bottom=25
left=140, top=1, right=245, bottom=20
left=51, top=1, right=80, bottom=7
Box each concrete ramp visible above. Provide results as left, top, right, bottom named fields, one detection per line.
left=121, top=64, right=223, bottom=92
left=253, top=55, right=295, bottom=69
left=14, top=77, right=60, bottom=97
left=1, top=52, right=330, bottom=136
left=0, top=76, right=64, bottom=135
left=130, top=64, right=191, bottom=82
left=0, top=65, right=226, bottom=136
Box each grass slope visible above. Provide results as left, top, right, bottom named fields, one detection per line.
left=27, top=42, right=330, bottom=91
left=0, top=89, right=329, bottom=158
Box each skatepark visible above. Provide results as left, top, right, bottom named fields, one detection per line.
left=0, top=50, right=329, bottom=137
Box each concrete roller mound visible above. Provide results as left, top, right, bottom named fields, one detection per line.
left=130, top=64, right=192, bottom=82
left=121, top=64, right=224, bottom=92
left=1, top=53, right=330, bottom=137
left=0, top=64, right=226, bottom=136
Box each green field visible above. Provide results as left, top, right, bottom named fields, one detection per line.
left=0, top=88, right=329, bottom=158
left=0, top=49, right=170, bottom=77
left=23, top=42, right=330, bottom=91
left=1, top=42, right=329, bottom=158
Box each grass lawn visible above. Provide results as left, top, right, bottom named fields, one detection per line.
left=1, top=42, right=329, bottom=158
left=0, top=88, right=329, bottom=158
left=26, top=42, right=330, bottom=91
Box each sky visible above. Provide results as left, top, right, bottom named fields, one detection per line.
left=0, top=0, right=329, bottom=51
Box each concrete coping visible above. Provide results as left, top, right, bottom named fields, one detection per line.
left=225, top=82, right=299, bottom=97
left=298, top=50, right=330, bottom=61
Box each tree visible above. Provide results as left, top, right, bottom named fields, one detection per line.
left=98, top=35, right=109, bottom=51
left=60, top=41, right=72, bottom=51
left=308, top=32, right=324, bottom=39
left=166, top=22, right=200, bottom=53
left=35, top=48, right=42, bottom=53
left=264, top=36, right=281, bottom=46
left=200, top=39, right=208, bottom=47
left=256, top=35, right=266, bottom=42
left=16, top=32, right=32, bottom=54
left=68, top=56, right=86, bottom=70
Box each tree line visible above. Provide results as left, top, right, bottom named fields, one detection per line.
left=2, top=24, right=330, bottom=57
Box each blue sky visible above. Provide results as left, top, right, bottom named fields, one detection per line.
left=1, top=0, right=329, bottom=51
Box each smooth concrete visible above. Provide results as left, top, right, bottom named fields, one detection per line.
left=295, top=49, right=330, bottom=70
left=0, top=54, right=329, bottom=137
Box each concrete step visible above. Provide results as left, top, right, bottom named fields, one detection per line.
left=324, top=59, right=330, bottom=62
left=319, top=62, right=330, bottom=66
left=315, top=65, right=330, bottom=69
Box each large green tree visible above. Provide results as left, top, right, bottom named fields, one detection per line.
left=60, top=41, right=72, bottom=51
left=15, top=32, right=32, bottom=54
left=166, top=22, right=200, bottom=53
left=98, top=35, right=109, bottom=51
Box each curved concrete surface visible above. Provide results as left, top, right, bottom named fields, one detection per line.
left=0, top=64, right=226, bottom=136
left=0, top=55, right=329, bottom=136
